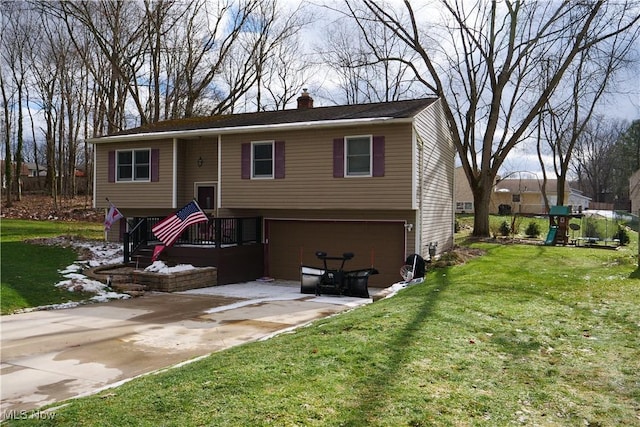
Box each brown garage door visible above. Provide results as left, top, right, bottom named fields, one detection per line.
left=266, top=220, right=406, bottom=287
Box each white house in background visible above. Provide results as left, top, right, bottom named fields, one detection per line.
left=455, top=166, right=591, bottom=214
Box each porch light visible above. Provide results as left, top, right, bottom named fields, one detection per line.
left=197, top=157, right=203, bottom=167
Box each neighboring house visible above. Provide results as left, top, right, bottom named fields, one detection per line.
left=454, top=166, right=474, bottom=213
left=90, top=93, right=456, bottom=286
left=0, top=161, right=30, bottom=189
left=455, top=166, right=590, bottom=215
left=24, top=162, right=45, bottom=177
left=629, top=169, right=640, bottom=214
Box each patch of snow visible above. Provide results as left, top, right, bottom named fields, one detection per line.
left=382, top=278, right=424, bottom=299
left=40, top=240, right=132, bottom=310
left=144, top=261, right=197, bottom=274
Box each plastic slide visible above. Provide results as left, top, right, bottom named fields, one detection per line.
left=545, top=226, right=557, bottom=246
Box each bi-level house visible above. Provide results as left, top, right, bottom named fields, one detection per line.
left=90, top=92, right=455, bottom=287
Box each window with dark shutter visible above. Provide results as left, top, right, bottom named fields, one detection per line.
left=115, top=148, right=151, bottom=182
left=335, top=135, right=385, bottom=178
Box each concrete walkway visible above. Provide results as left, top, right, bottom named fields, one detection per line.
left=0, top=281, right=375, bottom=418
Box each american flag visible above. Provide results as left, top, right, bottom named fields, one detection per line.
left=152, top=201, right=208, bottom=247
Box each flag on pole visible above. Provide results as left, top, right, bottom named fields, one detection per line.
left=151, top=244, right=166, bottom=262
left=152, top=200, right=208, bottom=247
left=104, top=201, right=124, bottom=231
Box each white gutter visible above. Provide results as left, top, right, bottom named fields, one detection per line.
left=87, top=116, right=413, bottom=143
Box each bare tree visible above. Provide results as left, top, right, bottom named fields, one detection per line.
left=0, top=1, right=35, bottom=202
left=50, top=1, right=148, bottom=132
left=346, top=0, right=640, bottom=236
left=0, top=69, right=13, bottom=207
left=243, top=0, right=312, bottom=111
left=318, top=18, right=420, bottom=105
left=29, top=8, right=69, bottom=205
left=260, top=34, right=315, bottom=110
left=572, top=119, right=626, bottom=205
left=537, top=21, right=640, bottom=210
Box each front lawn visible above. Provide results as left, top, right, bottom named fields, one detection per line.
left=7, top=241, right=639, bottom=426
left=0, top=219, right=103, bottom=314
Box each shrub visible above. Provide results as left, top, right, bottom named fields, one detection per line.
left=499, top=221, right=510, bottom=236
left=525, top=221, right=541, bottom=238
left=613, top=226, right=630, bottom=245
left=585, top=218, right=601, bottom=238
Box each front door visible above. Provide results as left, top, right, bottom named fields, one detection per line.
left=197, top=185, right=216, bottom=211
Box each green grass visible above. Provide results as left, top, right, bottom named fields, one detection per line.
left=1, top=219, right=103, bottom=314
left=0, top=219, right=103, bottom=243
left=7, top=241, right=640, bottom=426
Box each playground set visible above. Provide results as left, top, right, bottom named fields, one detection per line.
left=545, top=205, right=622, bottom=249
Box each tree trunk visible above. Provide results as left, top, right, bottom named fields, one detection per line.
left=0, top=72, right=11, bottom=208
left=471, top=173, right=494, bottom=237
left=556, top=173, right=566, bottom=206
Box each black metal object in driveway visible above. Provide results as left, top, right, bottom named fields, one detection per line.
left=300, top=251, right=379, bottom=298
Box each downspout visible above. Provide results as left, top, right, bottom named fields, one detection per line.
left=217, top=135, right=222, bottom=215
left=172, top=138, right=178, bottom=208
left=414, top=126, right=423, bottom=255
left=92, top=145, right=97, bottom=208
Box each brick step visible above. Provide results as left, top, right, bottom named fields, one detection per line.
left=111, top=283, right=146, bottom=297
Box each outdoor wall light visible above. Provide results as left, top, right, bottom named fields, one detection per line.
left=197, top=157, right=203, bottom=167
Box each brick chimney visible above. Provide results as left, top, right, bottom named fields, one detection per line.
left=297, top=88, right=314, bottom=109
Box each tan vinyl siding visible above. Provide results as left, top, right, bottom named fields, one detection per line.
left=177, top=137, right=219, bottom=207
left=95, top=140, right=174, bottom=209
left=414, top=99, right=455, bottom=256
left=219, top=124, right=414, bottom=210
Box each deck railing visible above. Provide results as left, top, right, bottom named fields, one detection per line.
left=123, top=216, right=262, bottom=264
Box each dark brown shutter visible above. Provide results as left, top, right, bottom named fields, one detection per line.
left=108, top=151, right=115, bottom=182
left=372, top=136, right=385, bottom=177
left=151, top=149, right=159, bottom=182
left=275, top=141, right=285, bottom=179
left=333, top=138, right=344, bottom=178
left=241, top=143, right=251, bottom=179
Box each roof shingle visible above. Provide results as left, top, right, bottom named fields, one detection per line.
left=109, top=98, right=438, bottom=137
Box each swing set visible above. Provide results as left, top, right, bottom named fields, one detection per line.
left=545, top=205, right=622, bottom=249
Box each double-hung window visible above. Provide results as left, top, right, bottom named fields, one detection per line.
left=345, top=136, right=372, bottom=177
left=252, top=141, right=274, bottom=178
left=117, top=149, right=150, bottom=182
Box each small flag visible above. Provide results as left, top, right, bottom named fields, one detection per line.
left=152, top=200, right=208, bottom=247
left=104, top=202, right=124, bottom=231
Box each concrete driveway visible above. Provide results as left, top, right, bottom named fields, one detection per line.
left=0, top=281, right=375, bottom=417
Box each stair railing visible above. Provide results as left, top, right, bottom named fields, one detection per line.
left=123, top=218, right=148, bottom=264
